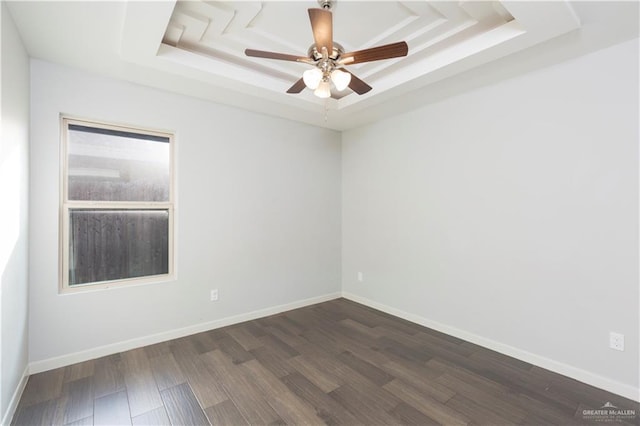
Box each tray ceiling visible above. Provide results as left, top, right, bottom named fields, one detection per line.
left=121, top=0, right=580, bottom=126
left=6, top=1, right=600, bottom=129
left=159, top=1, right=515, bottom=102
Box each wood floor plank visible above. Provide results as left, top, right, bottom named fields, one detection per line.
left=120, top=348, right=164, bottom=418
left=280, top=372, right=360, bottom=426
left=336, top=350, right=394, bottom=386
left=481, top=369, right=576, bottom=415
left=121, top=347, right=154, bottom=372
left=63, top=360, right=95, bottom=383
left=204, top=399, right=249, bottom=426
left=241, top=359, right=325, bottom=425
left=144, top=341, right=172, bottom=359
left=65, top=415, right=93, bottom=425
left=329, top=356, right=404, bottom=412
left=516, top=393, right=585, bottom=425
left=216, top=333, right=255, bottom=364
left=389, top=402, right=441, bottom=426
left=445, top=393, right=516, bottom=425
left=13, top=298, right=637, bottom=426
left=383, top=379, right=471, bottom=426
left=131, top=407, right=171, bottom=426
left=330, top=320, right=385, bottom=350
left=93, top=354, right=126, bottom=399
left=427, top=357, right=510, bottom=395
left=287, top=355, right=341, bottom=393
left=171, top=345, right=228, bottom=408
left=412, top=330, right=478, bottom=357
left=250, top=345, right=297, bottom=378
left=190, top=331, right=219, bottom=354
left=412, top=325, right=467, bottom=345
left=94, top=390, right=131, bottom=426
left=149, top=353, right=186, bottom=391
left=285, top=310, right=336, bottom=337
left=160, top=383, right=210, bottom=426
left=376, top=336, right=431, bottom=364
left=435, top=373, right=528, bottom=423
left=329, top=383, right=399, bottom=425
left=226, top=325, right=265, bottom=351
left=169, top=335, right=200, bottom=359
left=121, top=372, right=163, bottom=419
left=470, top=346, right=534, bottom=371
left=532, top=366, right=640, bottom=411
left=381, top=358, right=442, bottom=382
left=277, top=314, right=307, bottom=335
left=321, top=324, right=392, bottom=366
left=381, top=360, right=455, bottom=403
left=298, top=328, right=343, bottom=356
left=259, top=332, right=301, bottom=358
left=244, top=321, right=267, bottom=337
left=262, top=326, right=307, bottom=351
left=468, top=352, right=546, bottom=390
left=61, top=377, right=94, bottom=424
left=11, top=399, right=59, bottom=426
left=201, top=350, right=284, bottom=425
left=339, top=318, right=385, bottom=339
left=16, top=368, right=64, bottom=407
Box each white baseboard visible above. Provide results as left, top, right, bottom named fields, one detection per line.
left=342, top=291, right=640, bottom=403
left=26, top=290, right=640, bottom=403
left=29, top=292, right=341, bottom=374
left=2, top=365, right=29, bottom=426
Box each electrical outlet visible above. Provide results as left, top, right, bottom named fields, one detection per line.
left=210, top=289, right=219, bottom=302
left=609, top=332, right=624, bottom=351
left=357, top=272, right=363, bottom=282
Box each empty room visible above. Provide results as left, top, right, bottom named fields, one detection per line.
left=1, top=0, right=639, bottom=424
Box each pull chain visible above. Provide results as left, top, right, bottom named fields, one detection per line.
left=324, top=99, right=329, bottom=123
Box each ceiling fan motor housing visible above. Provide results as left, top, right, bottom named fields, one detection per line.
left=308, top=42, right=344, bottom=61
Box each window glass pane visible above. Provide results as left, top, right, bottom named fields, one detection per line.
left=69, top=209, right=169, bottom=286
left=67, top=124, right=170, bottom=202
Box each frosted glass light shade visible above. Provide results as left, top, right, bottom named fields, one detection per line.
left=303, top=68, right=323, bottom=90
left=331, top=69, right=351, bottom=91
left=314, top=80, right=331, bottom=98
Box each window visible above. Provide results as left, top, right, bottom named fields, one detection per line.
left=60, top=117, right=174, bottom=291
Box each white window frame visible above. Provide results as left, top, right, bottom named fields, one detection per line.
left=59, top=116, right=175, bottom=293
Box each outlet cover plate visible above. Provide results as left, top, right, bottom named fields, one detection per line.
left=609, top=332, right=624, bottom=351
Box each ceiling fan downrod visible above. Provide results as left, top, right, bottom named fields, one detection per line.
left=318, top=0, right=332, bottom=10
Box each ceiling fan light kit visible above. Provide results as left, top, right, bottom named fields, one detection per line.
left=314, top=80, right=332, bottom=98
left=303, top=68, right=323, bottom=90
left=330, top=69, right=351, bottom=91
left=245, top=0, right=408, bottom=99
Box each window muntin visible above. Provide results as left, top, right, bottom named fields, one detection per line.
left=61, top=117, right=174, bottom=291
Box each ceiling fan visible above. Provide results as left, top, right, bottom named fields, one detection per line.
left=244, top=0, right=409, bottom=99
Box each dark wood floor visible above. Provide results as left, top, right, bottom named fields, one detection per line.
left=12, top=298, right=639, bottom=425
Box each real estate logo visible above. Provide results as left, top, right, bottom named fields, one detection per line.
left=581, top=402, right=637, bottom=423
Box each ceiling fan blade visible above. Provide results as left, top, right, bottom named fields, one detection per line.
left=245, top=49, right=308, bottom=62
left=340, top=41, right=408, bottom=65
left=339, top=68, right=372, bottom=95
left=308, top=8, right=333, bottom=53
left=286, top=78, right=306, bottom=94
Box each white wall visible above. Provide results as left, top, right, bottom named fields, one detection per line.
left=1, top=1, right=30, bottom=420
left=29, top=60, right=341, bottom=365
left=342, top=38, right=639, bottom=398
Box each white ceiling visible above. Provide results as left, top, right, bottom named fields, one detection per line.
left=5, top=1, right=639, bottom=130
